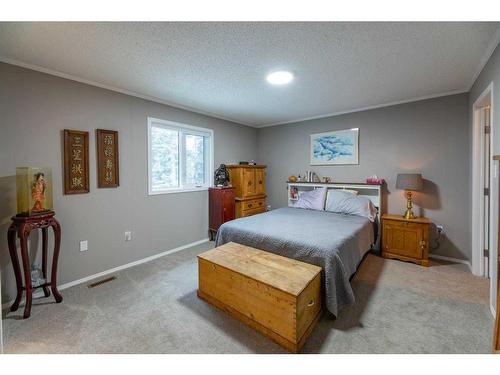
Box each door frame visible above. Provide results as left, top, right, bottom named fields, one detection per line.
left=471, top=82, right=496, bottom=316
left=0, top=269, right=3, bottom=353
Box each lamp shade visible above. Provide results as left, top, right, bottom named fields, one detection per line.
left=396, top=173, right=423, bottom=191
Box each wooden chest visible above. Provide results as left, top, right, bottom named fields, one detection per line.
left=382, top=214, right=430, bottom=266
left=197, top=242, right=322, bottom=353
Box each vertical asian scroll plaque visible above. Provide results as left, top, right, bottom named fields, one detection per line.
left=63, top=130, right=90, bottom=194
left=96, top=129, right=119, bottom=188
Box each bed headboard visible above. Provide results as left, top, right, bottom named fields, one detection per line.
left=287, top=182, right=385, bottom=250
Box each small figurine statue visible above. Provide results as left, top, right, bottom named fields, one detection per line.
left=31, top=172, right=46, bottom=212
left=214, top=164, right=230, bottom=187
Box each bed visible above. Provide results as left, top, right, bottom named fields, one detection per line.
left=215, top=182, right=383, bottom=316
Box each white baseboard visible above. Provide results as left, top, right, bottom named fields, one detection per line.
left=428, top=253, right=472, bottom=273
left=2, top=238, right=210, bottom=310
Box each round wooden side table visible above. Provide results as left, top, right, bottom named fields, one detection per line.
left=7, top=211, right=63, bottom=319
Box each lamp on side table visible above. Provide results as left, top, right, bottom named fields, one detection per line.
left=396, top=173, right=423, bottom=220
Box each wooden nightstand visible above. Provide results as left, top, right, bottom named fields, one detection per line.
left=381, top=214, right=430, bottom=266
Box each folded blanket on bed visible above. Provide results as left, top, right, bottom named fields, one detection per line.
left=215, top=207, right=374, bottom=316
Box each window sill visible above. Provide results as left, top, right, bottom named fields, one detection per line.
left=148, top=187, right=209, bottom=196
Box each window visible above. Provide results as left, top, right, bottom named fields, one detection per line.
left=148, top=117, right=213, bottom=195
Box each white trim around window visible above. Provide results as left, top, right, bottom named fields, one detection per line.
left=147, top=117, right=214, bottom=195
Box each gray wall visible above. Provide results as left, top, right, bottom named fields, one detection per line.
left=257, top=93, right=470, bottom=260
left=0, top=62, right=258, bottom=303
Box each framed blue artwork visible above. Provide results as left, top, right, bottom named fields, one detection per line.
left=310, top=128, right=359, bottom=165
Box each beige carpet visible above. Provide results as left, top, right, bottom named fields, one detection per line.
left=1, top=241, right=493, bottom=353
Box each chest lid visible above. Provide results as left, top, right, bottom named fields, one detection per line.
left=198, top=242, right=321, bottom=297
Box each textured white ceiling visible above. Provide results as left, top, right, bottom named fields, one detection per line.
left=0, top=22, right=499, bottom=127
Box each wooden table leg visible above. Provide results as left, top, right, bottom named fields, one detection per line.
left=7, top=224, right=23, bottom=312
left=41, top=227, right=51, bottom=298
left=50, top=219, right=63, bottom=303
left=19, top=224, right=33, bottom=319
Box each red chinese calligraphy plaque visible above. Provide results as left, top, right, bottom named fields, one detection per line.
left=96, top=129, right=119, bottom=188
left=63, top=130, right=90, bottom=194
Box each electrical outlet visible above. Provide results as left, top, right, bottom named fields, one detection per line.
left=80, top=240, right=88, bottom=252
left=436, top=225, right=444, bottom=234
left=125, top=231, right=132, bottom=241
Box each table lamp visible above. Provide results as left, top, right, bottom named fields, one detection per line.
left=396, top=173, right=423, bottom=220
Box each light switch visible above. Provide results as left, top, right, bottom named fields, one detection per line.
left=80, top=240, right=88, bottom=252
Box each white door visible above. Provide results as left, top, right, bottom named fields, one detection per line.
left=480, top=105, right=497, bottom=316
left=483, top=106, right=491, bottom=278
left=0, top=270, right=3, bottom=353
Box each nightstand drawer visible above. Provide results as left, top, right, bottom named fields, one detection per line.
left=385, top=220, right=423, bottom=230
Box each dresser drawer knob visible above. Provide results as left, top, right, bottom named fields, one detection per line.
left=307, top=299, right=315, bottom=307
left=248, top=204, right=253, bottom=208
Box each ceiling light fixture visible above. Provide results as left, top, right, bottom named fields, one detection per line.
left=266, top=71, right=294, bottom=85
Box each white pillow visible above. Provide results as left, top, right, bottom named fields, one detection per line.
left=325, top=189, right=377, bottom=222
left=293, top=187, right=327, bottom=211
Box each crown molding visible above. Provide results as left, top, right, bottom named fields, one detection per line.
left=256, top=88, right=468, bottom=128
left=2, top=38, right=493, bottom=130
left=0, top=56, right=256, bottom=127
left=467, top=25, right=500, bottom=91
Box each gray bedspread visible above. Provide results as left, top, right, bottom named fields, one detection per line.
left=215, top=207, right=374, bottom=316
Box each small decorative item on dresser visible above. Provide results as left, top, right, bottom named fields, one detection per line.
left=96, top=129, right=119, bottom=188
left=288, top=175, right=297, bottom=183
left=396, top=173, right=423, bottom=219
left=214, top=164, right=230, bottom=187
left=381, top=214, right=430, bottom=266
